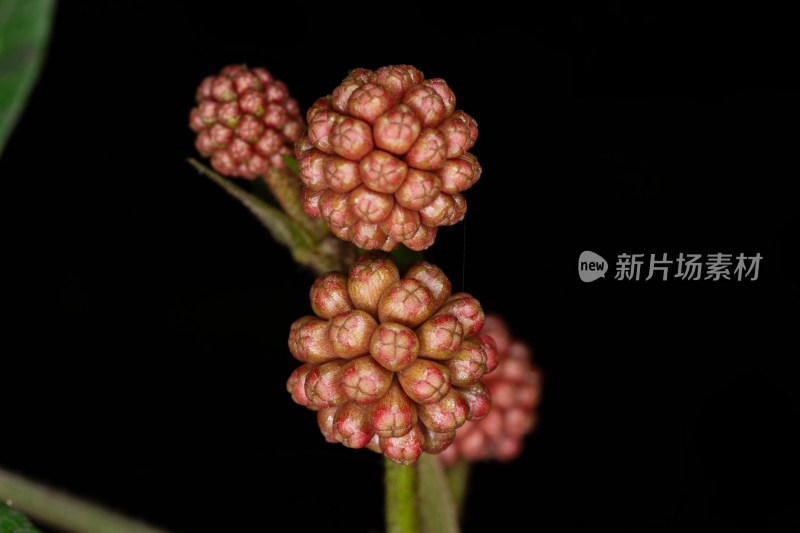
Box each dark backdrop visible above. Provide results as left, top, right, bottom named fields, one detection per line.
left=2, top=3, right=798, bottom=532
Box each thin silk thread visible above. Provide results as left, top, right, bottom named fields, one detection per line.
left=462, top=192, right=467, bottom=292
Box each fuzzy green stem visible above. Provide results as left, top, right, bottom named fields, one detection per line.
left=384, top=458, right=419, bottom=533
left=263, top=166, right=327, bottom=240
left=188, top=158, right=356, bottom=275
left=444, top=458, right=470, bottom=518
left=0, top=466, right=174, bottom=533
left=416, top=454, right=460, bottom=533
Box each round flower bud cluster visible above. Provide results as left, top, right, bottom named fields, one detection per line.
left=286, top=252, right=498, bottom=465
left=296, top=65, right=481, bottom=251
left=190, top=64, right=304, bottom=179
left=439, top=314, right=543, bottom=465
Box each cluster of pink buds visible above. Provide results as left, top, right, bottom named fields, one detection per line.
left=190, top=65, right=304, bottom=179
left=439, top=314, right=543, bottom=465
left=286, top=252, right=498, bottom=465
left=296, top=65, right=481, bottom=251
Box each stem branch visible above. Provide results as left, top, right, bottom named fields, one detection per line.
left=263, top=167, right=325, bottom=240
left=0, top=466, right=174, bottom=533
left=416, top=454, right=459, bottom=533
left=444, top=459, right=470, bottom=519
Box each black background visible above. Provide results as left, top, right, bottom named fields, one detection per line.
left=1, top=3, right=798, bottom=532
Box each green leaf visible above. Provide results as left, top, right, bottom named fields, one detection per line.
left=280, top=154, right=299, bottom=176
left=187, top=158, right=315, bottom=254
left=0, top=0, right=57, bottom=157
left=0, top=503, right=43, bottom=533
left=417, top=454, right=460, bottom=533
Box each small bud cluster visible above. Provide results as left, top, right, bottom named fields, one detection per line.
left=296, top=65, right=481, bottom=251
left=190, top=65, right=304, bottom=179
left=439, top=314, right=543, bottom=465
left=287, top=252, right=497, bottom=465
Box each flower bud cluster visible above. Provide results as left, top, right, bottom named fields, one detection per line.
left=190, top=65, right=304, bottom=179
left=439, top=314, right=543, bottom=465
left=296, top=65, right=481, bottom=251
left=287, top=252, right=496, bottom=464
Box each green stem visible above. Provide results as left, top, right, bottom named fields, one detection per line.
left=416, top=454, right=460, bottom=533
left=189, top=158, right=357, bottom=275
left=0, top=466, right=174, bottom=533
left=263, top=167, right=326, bottom=240
left=384, top=457, right=419, bottom=533
left=444, top=459, right=470, bottom=519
